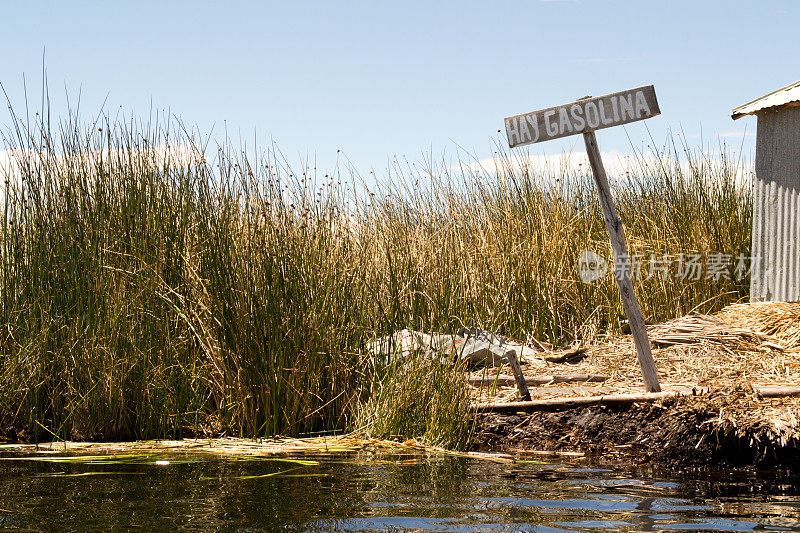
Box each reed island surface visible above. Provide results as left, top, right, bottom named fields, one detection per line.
left=470, top=302, right=800, bottom=470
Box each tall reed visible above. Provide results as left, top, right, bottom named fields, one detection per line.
left=0, top=108, right=752, bottom=442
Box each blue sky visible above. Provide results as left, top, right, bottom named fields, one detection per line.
left=1, top=1, right=797, bottom=175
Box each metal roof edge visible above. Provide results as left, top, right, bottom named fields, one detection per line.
left=731, top=79, right=800, bottom=120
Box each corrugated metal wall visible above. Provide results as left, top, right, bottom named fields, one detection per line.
left=751, top=107, right=800, bottom=302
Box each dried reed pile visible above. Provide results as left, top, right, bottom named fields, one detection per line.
left=690, top=389, right=800, bottom=449
left=717, top=302, right=800, bottom=350
left=0, top=436, right=513, bottom=464
left=472, top=302, right=800, bottom=454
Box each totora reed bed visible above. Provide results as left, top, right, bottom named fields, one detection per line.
left=1, top=104, right=797, bottom=469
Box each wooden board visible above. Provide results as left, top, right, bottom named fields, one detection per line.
left=505, top=85, right=660, bottom=147
left=468, top=373, right=608, bottom=387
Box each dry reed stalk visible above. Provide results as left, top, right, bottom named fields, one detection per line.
left=717, top=302, right=800, bottom=349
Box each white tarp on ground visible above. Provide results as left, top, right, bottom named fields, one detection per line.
left=366, top=328, right=540, bottom=366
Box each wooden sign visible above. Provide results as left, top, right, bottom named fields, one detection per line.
left=504, top=85, right=663, bottom=393
left=505, top=85, right=660, bottom=148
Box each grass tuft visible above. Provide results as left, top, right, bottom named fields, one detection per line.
left=354, top=355, right=475, bottom=450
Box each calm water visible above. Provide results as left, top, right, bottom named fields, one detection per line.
left=0, top=449, right=799, bottom=532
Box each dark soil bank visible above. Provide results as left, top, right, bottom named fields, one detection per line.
left=475, top=396, right=800, bottom=470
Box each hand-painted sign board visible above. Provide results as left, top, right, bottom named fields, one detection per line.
left=504, top=85, right=660, bottom=147
left=503, top=84, right=662, bottom=393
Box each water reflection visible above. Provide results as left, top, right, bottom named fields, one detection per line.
left=0, top=449, right=798, bottom=531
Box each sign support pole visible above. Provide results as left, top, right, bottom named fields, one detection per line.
left=504, top=84, right=663, bottom=392
left=582, top=130, right=661, bottom=392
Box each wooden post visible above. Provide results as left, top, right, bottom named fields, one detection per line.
left=583, top=131, right=661, bottom=392
left=504, top=349, right=531, bottom=401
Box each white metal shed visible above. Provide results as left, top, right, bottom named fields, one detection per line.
left=732, top=80, right=800, bottom=302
